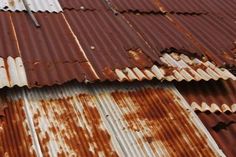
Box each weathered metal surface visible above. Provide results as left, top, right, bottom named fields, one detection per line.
left=59, top=0, right=106, bottom=10
left=10, top=12, right=98, bottom=87
left=159, top=0, right=236, bottom=19
left=0, top=82, right=225, bottom=156
left=63, top=10, right=161, bottom=80
left=197, top=112, right=236, bottom=157
left=176, top=80, right=236, bottom=113
left=0, top=0, right=62, bottom=12
left=173, top=14, right=236, bottom=66
left=115, top=53, right=236, bottom=82
left=108, top=0, right=159, bottom=12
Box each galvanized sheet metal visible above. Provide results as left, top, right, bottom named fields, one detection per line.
left=176, top=80, right=236, bottom=113
left=59, top=0, right=106, bottom=10
left=0, top=0, right=62, bottom=12
left=0, top=82, right=225, bottom=156
left=197, top=112, right=236, bottom=157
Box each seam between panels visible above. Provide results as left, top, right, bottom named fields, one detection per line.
left=171, top=84, right=226, bottom=157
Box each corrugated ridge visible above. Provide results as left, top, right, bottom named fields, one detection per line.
left=197, top=112, right=236, bottom=157
left=0, top=82, right=226, bottom=157
left=175, top=80, right=236, bottom=113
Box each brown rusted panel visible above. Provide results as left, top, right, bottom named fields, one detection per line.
left=63, top=10, right=160, bottom=80
left=124, top=14, right=203, bottom=57
left=175, top=80, right=236, bottom=112
left=159, top=0, right=236, bottom=19
left=10, top=12, right=98, bottom=87
left=197, top=112, right=236, bottom=157
left=109, top=0, right=159, bottom=12
left=110, top=87, right=216, bottom=156
left=0, top=99, right=36, bottom=157
left=0, top=12, right=19, bottom=58
left=173, top=14, right=236, bottom=66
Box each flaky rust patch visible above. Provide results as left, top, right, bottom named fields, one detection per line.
left=0, top=99, right=36, bottom=157
left=111, top=87, right=216, bottom=156
left=38, top=94, right=118, bottom=157
left=128, top=49, right=153, bottom=68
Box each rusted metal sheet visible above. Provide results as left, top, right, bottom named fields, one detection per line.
left=0, top=0, right=62, bottom=12
left=176, top=80, right=236, bottom=113
left=0, top=82, right=225, bottom=156
left=123, top=14, right=203, bottom=56
left=108, top=0, right=159, bottom=12
left=159, top=0, right=236, bottom=19
left=10, top=12, right=98, bottom=87
left=197, top=112, right=236, bottom=157
left=115, top=53, right=236, bottom=82
left=173, top=14, right=236, bottom=66
left=63, top=10, right=161, bottom=81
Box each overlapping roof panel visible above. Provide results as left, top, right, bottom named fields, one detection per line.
left=0, top=82, right=224, bottom=157
left=197, top=112, right=236, bottom=157
left=0, top=0, right=62, bottom=12
left=59, top=0, right=106, bottom=10
left=176, top=80, right=236, bottom=113
left=173, top=14, right=236, bottom=66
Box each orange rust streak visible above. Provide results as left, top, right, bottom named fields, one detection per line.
left=111, top=87, right=216, bottom=157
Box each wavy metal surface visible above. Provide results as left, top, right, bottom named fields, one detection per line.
left=159, top=0, right=236, bottom=19
left=63, top=10, right=161, bottom=81
left=173, top=14, right=236, bottom=66
left=59, top=0, right=106, bottom=10
left=115, top=53, right=236, bottom=82
left=176, top=80, right=236, bottom=113
left=0, top=82, right=224, bottom=156
left=197, top=112, right=236, bottom=157
left=109, top=0, right=159, bottom=12
left=0, top=0, right=62, bottom=12
left=10, top=12, right=98, bottom=87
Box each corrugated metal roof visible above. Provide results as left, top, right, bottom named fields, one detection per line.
left=0, top=82, right=225, bottom=156
left=159, top=0, right=236, bottom=19
left=0, top=0, right=62, bottom=12
left=197, top=112, right=236, bottom=157
left=176, top=80, right=236, bottom=113
left=59, top=0, right=106, bottom=10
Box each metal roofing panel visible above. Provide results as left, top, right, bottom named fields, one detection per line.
left=197, top=112, right=236, bottom=157
left=0, top=0, right=62, bottom=12
left=10, top=12, right=98, bottom=86
left=59, top=0, right=106, bottom=10
left=0, top=82, right=225, bottom=156
left=176, top=80, right=236, bottom=113
left=159, top=0, right=236, bottom=19
left=63, top=10, right=161, bottom=80
left=173, top=14, right=236, bottom=66
left=123, top=14, right=202, bottom=56
left=109, top=0, right=159, bottom=12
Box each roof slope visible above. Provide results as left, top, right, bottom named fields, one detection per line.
left=0, top=82, right=224, bottom=156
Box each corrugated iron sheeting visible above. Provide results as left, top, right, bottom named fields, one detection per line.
left=173, top=14, right=236, bottom=66
left=10, top=12, right=98, bottom=87
left=197, top=112, right=236, bottom=157
left=115, top=53, right=236, bottom=82
left=63, top=10, right=161, bottom=80
left=176, top=76, right=236, bottom=113
left=0, top=82, right=225, bottom=156
left=123, top=13, right=203, bottom=56
left=0, top=0, right=62, bottom=12
left=109, top=0, right=159, bottom=12
left=58, top=0, right=106, bottom=10
left=159, top=0, right=236, bottom=19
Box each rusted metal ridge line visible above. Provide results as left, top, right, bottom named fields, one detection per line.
left=22, top=0, right=40, bottom=27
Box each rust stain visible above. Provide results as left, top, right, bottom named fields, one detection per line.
left=38, top=94, right=118, bottom=157
left=111, top=87, right=216, bottom=156
left=102, top=67, right=118, bottom=81
left=0, top=98, right=36, bottom=157
left=8, top=0, right=15, bottom=7
left=128, top=49, right=153, bottom=68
